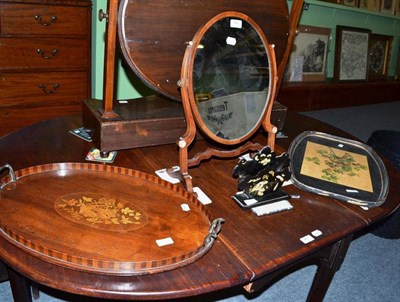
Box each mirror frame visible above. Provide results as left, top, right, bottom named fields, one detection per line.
left=185, top=12, right=277, bottom=145
left=176, top=11, right=278, bottom=193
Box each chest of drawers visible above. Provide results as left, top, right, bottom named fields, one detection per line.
left=0, top=0, right=91, bottom=136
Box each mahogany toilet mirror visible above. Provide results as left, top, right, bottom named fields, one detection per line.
left=110, top=0, right=304, bottom=193
left=175, top=12, right=278, bottom=194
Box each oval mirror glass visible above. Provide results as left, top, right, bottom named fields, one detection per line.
left=188, top=14, right=273, bottom=143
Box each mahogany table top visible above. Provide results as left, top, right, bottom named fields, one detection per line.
left=0, top=111, right=399, bottom=300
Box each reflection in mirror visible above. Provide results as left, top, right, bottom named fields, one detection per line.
left=175, top=12, right=278, bottom=194
left=192, top=17, right=270, bottom=141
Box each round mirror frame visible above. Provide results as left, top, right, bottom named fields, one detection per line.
left=181, top=11, right=278, bottom=146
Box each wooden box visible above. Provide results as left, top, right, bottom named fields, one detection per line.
left=83, top=96, right=287, bottom=152
left=83, top=96, right=186, bottom=152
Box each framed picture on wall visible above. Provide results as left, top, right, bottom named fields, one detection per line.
left=395, top=42, right=400, bottom=80
left=368, top=34, right=393, bottom=81
left=286, top=25, right=331, bottom=82
left=359, top=0, right=368, bottom=9
left=381, top=0, right=396, bottom=14
left=342, top=0, right=357, bottom=7
left=334, top=26, right=371, bottom=82
left=318, top=0, right=341, bottom=3
left=359, top=0, right=381, bottom=12
left=396, top=0, right=400, bottom=15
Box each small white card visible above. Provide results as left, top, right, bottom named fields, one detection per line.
left=156, top=237, right=174, bottom=247
left=155, top=166, right=180, bottom=184
left=181, top=203, right=190, bottom=212
left=226, top=36, right=237, bottom=46
left=193, top=187, right=212, bottom=205
left=243, top=198, right=258, bottom=206
left=300, top=235, right=314, bottom=244
left=283, top=179, right=293, bottom=187
left=240, top=153, right=253, bottom=161
left=230, top=19, right=242, bottom=29
left=312, top=229, right=323, bottom=237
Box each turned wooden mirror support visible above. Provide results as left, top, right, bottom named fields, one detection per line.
left=99, top=0, right=118, bottom=119
left=175, top=12, right=279, bottom=194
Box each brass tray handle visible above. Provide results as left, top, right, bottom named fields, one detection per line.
left=178, top=217, right=224, bottom=268
left=37, top=48, right=58, bottom=59
left=38, top=83, right=59, bottom=94
left=34, top=15, right=57, bottom=26
left=0, top=164, right=16, bottom=191
left=204, top=218, right=225, bottom=246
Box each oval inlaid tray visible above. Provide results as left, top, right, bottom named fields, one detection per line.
left=0, top=163, right=223, bottom=275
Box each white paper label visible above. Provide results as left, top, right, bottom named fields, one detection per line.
left=312, top=229, right=323, bottom=237
left=181, top=203, right=190, bottom=212
left=193, top=187, right=212, bottom=205
left=156, top=237, right=174, bottom=247
left=155, top=166, right=181, bottom=184
left=240, top=153, right=253, bottom=161
left=226, top=36, right=237, bottom=46
left=300, top=235, right=314, bottom=244
left=244, top=198, right=258, bottom=206
left=230, top=19, right=242, bottom=29
left=283, top=179, right=293, bottom=187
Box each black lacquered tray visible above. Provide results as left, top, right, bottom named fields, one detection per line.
left=288, top=131, right=389, bottom=208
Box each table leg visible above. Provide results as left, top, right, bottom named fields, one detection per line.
left=7, top=268, right=32, bottom=302
left=306, top=235, right=353, bottom=302
left=243, top=235, right=353, bottom=302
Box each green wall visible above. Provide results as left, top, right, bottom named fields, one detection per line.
left=92, top=0, right=148, bottom=100
left=92, top=0, right=400, bottom=99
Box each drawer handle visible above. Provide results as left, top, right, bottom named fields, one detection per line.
left=37, top=48, right=58, bottom=59
left=38, top=83, right=60, bottom=94
left=34, top=15, right=57, bottom=26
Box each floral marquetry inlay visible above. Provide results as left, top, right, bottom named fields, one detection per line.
left=54, top=193, right=148, bottom=231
